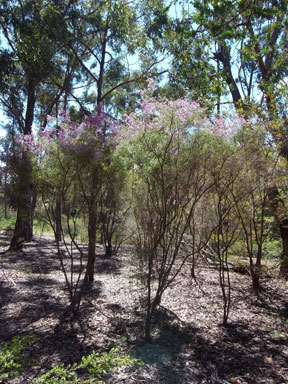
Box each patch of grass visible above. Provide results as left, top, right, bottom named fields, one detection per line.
left=272, top=330, right=286, bottom=339
left=0, top=334, right=37, bottom=381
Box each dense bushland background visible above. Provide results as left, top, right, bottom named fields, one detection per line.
left=0, top=1, right=288, bottom=383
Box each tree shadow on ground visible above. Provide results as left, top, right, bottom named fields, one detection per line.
left=96, top=283, right=287, bottom=383
left=94, top=254, right=123, bottom=275
left=0, top=233, right=11, bottom=248
left=250, top=284, right=288, bottom=321
left=1, top=242, right=61, bottom=275
left=0, top=238, right=104, bottom=348
left=0, top=236, right=113, bottom=380
left=139, top=304, right=288, bottom=384
left=127, top=307, right=199, bottom=383
left=1, top=234, right=287, bottom=383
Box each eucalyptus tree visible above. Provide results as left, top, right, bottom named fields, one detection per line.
left=0, top=0, right=153, bottom=250
left=167, top=0, right=288, bottom=277
left=0, top=0, right=76, bottom=248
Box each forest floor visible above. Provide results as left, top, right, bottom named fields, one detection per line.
left=0, top=232, right=288, bottom=384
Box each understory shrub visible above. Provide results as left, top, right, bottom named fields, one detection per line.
left=0, top=334, right=37, bottom=381
left=0, top=336, right=142, bottom=383
left=35, top=347, right=142, bottom=384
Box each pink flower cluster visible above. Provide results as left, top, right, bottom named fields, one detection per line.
left=17, top=133, right=42, bottom=156
left=208, top=115, right=247, bottom=141
left=120, top=93, right=206, bottom=142
left=20, top=106, right=119, bottom=162
left=120, top=79, right=248, bottom=144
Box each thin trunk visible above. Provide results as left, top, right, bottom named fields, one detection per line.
left=145, top=297, right=159, bottom=342
left=144, top=309, right=152, bottom=342
left=24, top=78, right=37, bottom=135
left=97, top=23, right=108, bottom=105
left=191, top=257, right=196, bottom=279
left=252, top=272, right=260, bottom=291
left=100, top=230, right=104, bottom=245
left=84, top=28, right=108, bottom=272
left=145, top=252, right=153, bottom=342
left=87, top=204, right=97, bottom=282
left=53, top=71, right=72, bottom=243
left=105, top=241, right=112, bottom=257
left=216, top=47, right=220, bottom=117
left=55, top=197, right=62, bottom=242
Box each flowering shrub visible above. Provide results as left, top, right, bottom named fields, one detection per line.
left=117, top=80, right=257, bottom=340
left=208, top=114, right=247, bottom=141
left=121, top=95, right=206, bottom=143
left=120, top=80, right=247, bottom=145
left=19, top=105, right=118, bottom=164
left=13, top=105, right=121, bottom=310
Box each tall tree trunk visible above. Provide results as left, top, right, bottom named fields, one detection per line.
left=215, top=45, right=245, bottom=110
left=10, top=78, right=37, bottom=249
left=267, top=186, right=288, bottom=279
left=10, top=153, right=36, bottom=248
left=54, top=100, right=63, bottom=243
left=4, top=173, right=8, bottom=219
left=279, top=218, right=288, bottom=279
left=219, top=42, right=288, bottom=279
left=251, top=247, right=262, bottom=291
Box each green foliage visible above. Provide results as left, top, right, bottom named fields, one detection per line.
left=263, top=238, right=282, bottom=259
left=0, top=214, right=16, bottom=233
left=0, top=334, right=37, bottom=381
left=35, top=347, right=143, bottom=384
left=0, top=336, right=142, bottom=384
left=35, top=363, right=83, bottom=384
left=33, top=218, right=54, bottom=237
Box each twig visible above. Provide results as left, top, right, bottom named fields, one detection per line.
left=1, top=265, right=16, bottom=286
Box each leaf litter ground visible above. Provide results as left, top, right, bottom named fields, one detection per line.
left=0, top=232, right=287, bottom=384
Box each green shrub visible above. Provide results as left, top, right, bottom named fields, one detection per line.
left=0, top=334, right=37, bottom=381
left=34, top=363, right=84, bottom=384
left=35, top=347, right=143, bottom=384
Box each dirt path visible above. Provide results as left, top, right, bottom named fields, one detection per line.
left=0, top=233, right=288, bottom=383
